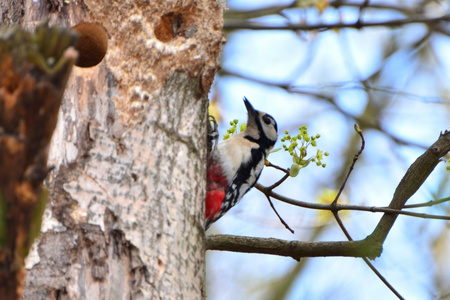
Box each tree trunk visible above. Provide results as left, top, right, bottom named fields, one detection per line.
left=1, top=0, right=223, bottom=298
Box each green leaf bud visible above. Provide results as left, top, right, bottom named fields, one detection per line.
left=290, top=163, right=301, bottom=177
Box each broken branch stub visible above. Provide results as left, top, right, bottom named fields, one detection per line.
left=0, top=23, right=78, bottom=300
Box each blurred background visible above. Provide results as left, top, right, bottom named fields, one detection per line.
left=206, top=0, right=450, bottom=299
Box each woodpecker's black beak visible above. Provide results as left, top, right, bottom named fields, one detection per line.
left=243, top=97, right=257, bottom=118
left=243, top=97, right=259, bottom=135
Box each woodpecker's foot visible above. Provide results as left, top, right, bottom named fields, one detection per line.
left=208, top=115, right=219, bottom=151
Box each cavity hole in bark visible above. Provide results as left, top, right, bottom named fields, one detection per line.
left=71, top=22, right=108, bottom=68
left=154, top=12, right=183, bottom=43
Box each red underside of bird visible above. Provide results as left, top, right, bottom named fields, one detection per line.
left=205, top=160, right=228, bottom=223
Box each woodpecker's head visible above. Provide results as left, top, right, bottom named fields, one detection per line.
left=243, top=97, right=278, bottom=150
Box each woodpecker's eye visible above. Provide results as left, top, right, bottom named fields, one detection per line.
left=262, top=115, right=272, bottom=125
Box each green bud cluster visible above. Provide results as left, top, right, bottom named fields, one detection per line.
left=281, top=125, right=329, bottom=177
left=223, top=119, right=246, bottom=140
left=447, top=158, right=450, bottom=171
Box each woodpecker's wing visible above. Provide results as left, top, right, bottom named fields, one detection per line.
left=211, top=147, right=266, bottom=226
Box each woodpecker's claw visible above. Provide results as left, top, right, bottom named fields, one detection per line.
left=208, top=115, right=219, bottom=149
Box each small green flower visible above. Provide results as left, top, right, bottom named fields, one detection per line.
left=282, top=125, right=329, bottom=177
left=223, top=119, right=246, bottom=140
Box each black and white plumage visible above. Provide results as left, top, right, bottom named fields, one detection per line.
left=205, top=98, right=278, bottom=229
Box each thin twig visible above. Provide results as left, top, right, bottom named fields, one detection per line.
left=262, top=162, right=292, bottom=230
left=332, top=210, right=405, bottom=299
left=255, top=185, right=450, bottom=221
left=402, top=197, right=450, bottom=209
left=224, top=15, right=450, bottom=31
left=266, top=173, right=290, bottom=191
left=355, top=0, right=371, bottom=28
left=266, top=161, right=290, bottom=174
left=332, top=210, right=352, bottom=240
left=361, top=256, right=405, bottom=300
left=224, top=1, right=417, bottom=21
left=345, top=206, right=450, bottom=220
left=329, top=1, right=415, bottom=15
left=261, top=165, right=292, bottom=231
left=265, top=194, right=294, bottom=233
left=332, top=124, right=365, bottom=205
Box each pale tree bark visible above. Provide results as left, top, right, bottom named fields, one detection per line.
left=1, top=0, right=223, bottom=299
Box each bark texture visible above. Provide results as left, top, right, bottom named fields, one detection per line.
left=2, top=0, right=224, bottom=299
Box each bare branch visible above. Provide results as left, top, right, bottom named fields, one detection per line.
left=224, top=1, right=418, bottom=21
left=329, top=1, right=416, bottom=15
left=369, top=130, right=450, bottom=244
left=224, top=2, right=296, bottom=20
left=224, top=15, right=450, bottom=31
left=206, top=234, right=381, bottom=260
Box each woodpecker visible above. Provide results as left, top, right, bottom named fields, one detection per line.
left=205, top=98, right=278, bottom=229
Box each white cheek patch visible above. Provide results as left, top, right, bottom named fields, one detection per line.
left=259, top=113, right=278, bottom=143
left=262, top=125, right=277, bottom=143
